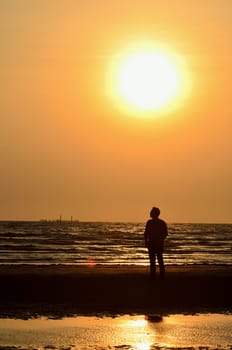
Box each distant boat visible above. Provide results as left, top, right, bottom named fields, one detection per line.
left=39, top=217, right=79, bottom=223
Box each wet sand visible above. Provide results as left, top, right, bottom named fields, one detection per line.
left=0, top=265, right=231, bottom=318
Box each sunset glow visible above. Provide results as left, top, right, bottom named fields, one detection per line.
left=1, top=1, right=232, bottom=222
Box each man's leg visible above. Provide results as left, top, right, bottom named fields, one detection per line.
left=157, top=252, right=165, bottom=279
left=148, top=249, right=156, bottom=278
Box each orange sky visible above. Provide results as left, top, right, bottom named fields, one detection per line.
left=1, top=0, right=232, bottom=222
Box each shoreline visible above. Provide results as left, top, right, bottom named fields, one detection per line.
left=0, top=264, right=231, bottom=319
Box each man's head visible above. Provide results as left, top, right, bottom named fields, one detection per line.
left=150, top=207, right=160, bottom=218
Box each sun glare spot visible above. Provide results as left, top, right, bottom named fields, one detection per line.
left=86, top=257, right=96, bottom=267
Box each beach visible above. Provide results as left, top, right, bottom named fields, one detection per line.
left=0, top=264, right=231, bottom=319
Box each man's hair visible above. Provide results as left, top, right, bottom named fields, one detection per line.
left=150, top=207, right=160, bottom=218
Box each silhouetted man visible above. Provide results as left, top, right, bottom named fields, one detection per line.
left=144, top=207, right=168, bottom=279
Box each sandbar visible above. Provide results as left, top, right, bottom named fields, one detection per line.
left=0, top=265, right=231, bottom=318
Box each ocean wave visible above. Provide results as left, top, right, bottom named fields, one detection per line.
left=0, top=222, right=231, bottom=266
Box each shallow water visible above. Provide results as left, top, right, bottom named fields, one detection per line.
left=0, top=314, right=231, bottom=350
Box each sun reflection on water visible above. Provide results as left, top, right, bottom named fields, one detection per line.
left=0, top=314, right=231, bottom=349
left=135, top=342, right=151, bottom=350
left=125, top=317, right=148, bottom=328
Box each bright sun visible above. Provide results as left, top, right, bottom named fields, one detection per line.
left=108, top=44, right=188, bottom=116
left=118, top=51, right=180, bottom=111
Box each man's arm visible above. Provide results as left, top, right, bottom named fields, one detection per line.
left=163, top=221, right=168, bottom=238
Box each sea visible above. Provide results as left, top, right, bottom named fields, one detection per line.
left=0, top=221, right=231, bottom=266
